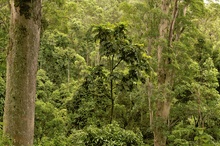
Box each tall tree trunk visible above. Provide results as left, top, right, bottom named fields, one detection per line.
left=154, top=99, right=171, bottom=146
left=3, top=0, right=41, bottom=145
left=153, top=0, right=177, bottom=145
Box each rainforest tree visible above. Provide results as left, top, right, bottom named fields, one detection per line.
left=3, top=0, right=41, bottom=145
left=0, top=0, right=220, bottom=145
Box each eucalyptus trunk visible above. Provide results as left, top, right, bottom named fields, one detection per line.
left=153, top=0, right=178, bottom=145
left=3, top=0, right=41, bottom=145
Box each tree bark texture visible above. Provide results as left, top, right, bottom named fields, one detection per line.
left=3, top=0, right=41, bottom=145
left=153, top=0, right=178, bottom=146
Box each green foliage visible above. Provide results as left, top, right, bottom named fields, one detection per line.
left=1, top=0, right=220, bottom=145
left=66, top=65, right=110, bottom=129
left=67, top=24, right=150, bottom=131
left=0, top=136, right=13, bottom=146
left=34, top=100, right=68, bottom=145
left=37, top=69, right=55, bottom=101
left=0, top=0, right=7, bottom=123
left=0, top=76, right=5, bottom=122
left=93, top=23, right=150, bottom=85
left=39, top=30, right=88, bottom=84
left=168, top=121, right=217, bottom=145
left=68, top=122, right=144, bottom=146
left=0, top=122, right=12, bottom=145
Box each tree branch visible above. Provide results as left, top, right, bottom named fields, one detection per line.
left=168, top=0, right=178, bottom=47
left=112, top=58, right=122, bottom=71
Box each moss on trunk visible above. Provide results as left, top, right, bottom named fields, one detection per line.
left=3, top=0, right=41, bottom=145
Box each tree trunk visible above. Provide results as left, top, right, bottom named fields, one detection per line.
left=109, top=55, right=114, bottom=124
left=147, top=79, right=153, bottom=127
left=154, top=99, right=171, bottom=146
left=153, top=0, right=175, bottom=145
left=3, top=0, right=41, bottom=145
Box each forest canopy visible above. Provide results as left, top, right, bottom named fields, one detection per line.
left=1, top=0, right=220, bottom=145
